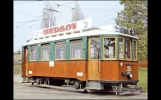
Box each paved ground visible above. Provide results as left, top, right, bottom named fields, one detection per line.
left=14, top=74, right=147, bottom=99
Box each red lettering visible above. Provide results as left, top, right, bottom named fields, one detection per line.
left=47, top=29, right=50, bottom=35
left=71, top=23, right=77, bottom=29
left=43, top=30, right=47, bottom=35
left=60, top=25, right=65, bottom=32
left=49, top=28, right=54, bottom=34
left=55, top=27, right=59, bottom=33
left=66, top=24, right=71, bottom=31
left=43, top=23, right=77, bottom=35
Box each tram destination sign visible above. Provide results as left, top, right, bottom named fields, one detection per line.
left=41, top=19, right=92, bottom=35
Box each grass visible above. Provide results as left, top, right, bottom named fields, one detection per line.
left=138, top=67, right=148, bottom=91
left=13, top=64, right=147, bottom=91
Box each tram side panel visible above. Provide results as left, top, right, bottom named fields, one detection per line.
left=100, top=61, right=138, bottom=81
left=118, top=61, right=138, bottom=81
left=100, top=61, right=119, bottom=81
left=27, top=61, right=87, bottom=81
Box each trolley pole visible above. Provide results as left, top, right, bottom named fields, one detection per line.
left=43, top=8, right=60, bottom=27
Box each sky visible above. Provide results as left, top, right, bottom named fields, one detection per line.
left=14, top=1, right=124, bottom=52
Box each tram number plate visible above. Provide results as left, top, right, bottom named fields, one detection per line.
left=127, top=66, right=131, bottom=71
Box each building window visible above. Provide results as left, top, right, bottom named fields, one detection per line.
left=90, top=39, right=100, bottom=59
left=119, top=38, right=124, bottom=59
left=55, top=44, right=66, bottom=59
left=104, top=37, right=116, bottom=59
left=125, top=39, right=131, bottom=60
left=30, top=46, right=38, bottom=61
left=70, top=41, right=83, bottom=59
left=41, top=44, right=50, bottom=61
left=133, top=40, right=137, bottom=60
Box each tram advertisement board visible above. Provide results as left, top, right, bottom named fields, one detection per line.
left=34, top=19, right=92, bottom=37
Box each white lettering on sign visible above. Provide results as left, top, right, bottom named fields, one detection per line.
left=35, top=19, right=92, bottom=36
left=127, top=66, right=131, bottom=72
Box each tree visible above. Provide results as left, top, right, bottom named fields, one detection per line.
left=71, top=1, right=85, bottom=22
left=115, top=0, right=147, bottom=61
left=41, top=2, right=57, bottom=29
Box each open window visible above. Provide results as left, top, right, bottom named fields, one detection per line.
left=30, top=45, right=38, bottom=61
left=55, top=42, right=66, bottom=60
left=103, top=37, right=116, bottom=60
left=41, top=44, right=50, bottom=61
left=125, top=39, right=132, bottom=60
left=70, top=40, right=83, bottom=60
left=133, top=40, right=137, bottom=60
left=119, top=37, right=124, bottom=60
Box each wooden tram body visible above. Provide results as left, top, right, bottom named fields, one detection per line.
left=21, top=19, right=141, bottom=95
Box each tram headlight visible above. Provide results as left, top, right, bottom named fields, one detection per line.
left=127, top=72, right=133, bottom=79
left=121, top=72, right=126, bottom=76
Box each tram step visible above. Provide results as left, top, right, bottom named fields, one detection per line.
left=85, top=87, right=103, bottom=90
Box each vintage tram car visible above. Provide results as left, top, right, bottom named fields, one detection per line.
left=21, top=19, right=141, bottom=95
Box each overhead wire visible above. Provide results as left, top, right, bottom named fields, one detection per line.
left=14, top=1, right=118, bottom=36
left=14, top=1, right=76, bottom=25
left=15, top=9, right=41, bottom=18
left=60, top=5, right=120, bottom=12
left=14, top=1, right=36, bottom=4
left=33, top=1, right=76, bottom=20
left=96, top=18, right=116, bottom=26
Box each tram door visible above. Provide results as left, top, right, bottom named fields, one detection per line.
left=88, top=37, right=100, bottom=80
left=22, top=46, right=28, bottom=77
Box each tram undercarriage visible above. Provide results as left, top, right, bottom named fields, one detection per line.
left=22, top=76, right=143, bottom=96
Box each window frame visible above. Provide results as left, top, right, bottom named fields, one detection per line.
left=30, top=45, right=38, bottom=61
left=54, top=42, right=66, bottom=60
left=88, top=37, right=101, bottom=60
left=103, top=36, right=117, bottom=60
left=119, top=36, right=124, bottom=60
left=133, top=40, right=137, bottom=61
left=41, top=44, right=50, bottom=61
left=70, top=40, right=83, bottom=60
left=124, top=38, right=132, bottom=61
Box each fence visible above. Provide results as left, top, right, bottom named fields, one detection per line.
left=138, top=60, right=148, bottom=68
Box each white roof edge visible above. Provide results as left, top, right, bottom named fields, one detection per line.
left=23, top=30, right=138, bottom=46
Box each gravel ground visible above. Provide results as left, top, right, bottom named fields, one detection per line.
left=14, top=74, right=147, bottom=99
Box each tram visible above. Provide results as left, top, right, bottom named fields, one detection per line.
left=21, top=19, right=142, bottom=95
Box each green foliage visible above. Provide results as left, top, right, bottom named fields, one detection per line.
left=138, top=67, right=147, bottom=91
left=115, top=0, right=147, bottom=61
left=137, top=34, right=147, bottom=61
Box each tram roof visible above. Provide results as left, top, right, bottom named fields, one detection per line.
left=23, top=19, right=138, bottom=46
left=23, top=26, right=138, bottom=46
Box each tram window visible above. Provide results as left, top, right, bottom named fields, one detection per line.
left=133, top=40, right=137, bottom=60
left=70, top=41, right=83, bottom=59
left=41, top=44, right=50, bottom=61
left=104, top=38, right=116, bottom=59
left=30, top=46, right=38, bottom=61
left=26, top=48, right=28, bottom=58
left=125, top=39, right=131, bottom=59
left=90, top=39, right=100, bottom=59
left=119, top=38, right=124, bottom=59
left=55, top=44, right=66, bottom=59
